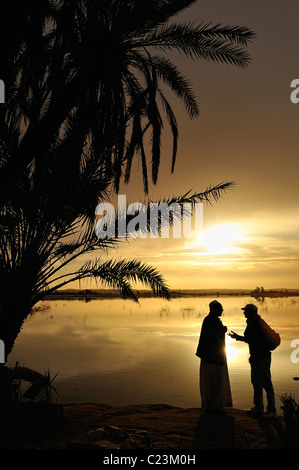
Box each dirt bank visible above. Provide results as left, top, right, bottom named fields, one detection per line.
left=0, top=402, right=287, bottom=449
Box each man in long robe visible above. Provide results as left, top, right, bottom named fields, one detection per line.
left=196, top=300, right=232, bottom=414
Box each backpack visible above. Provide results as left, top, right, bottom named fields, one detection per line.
left=259, top=318, right=281, bottom=351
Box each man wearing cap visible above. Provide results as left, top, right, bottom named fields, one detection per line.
left=229, top=303, right=276, bottom=418
left=196, top=300, right=233, bottom=414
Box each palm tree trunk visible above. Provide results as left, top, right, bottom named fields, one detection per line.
left=0, top=319, right=24, bottom=362
left=0, top=301, right=31, bottom=362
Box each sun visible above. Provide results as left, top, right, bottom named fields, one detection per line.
left=182, top=221, right=248, bottom=263
left=202, top=223, right=244, bottom=255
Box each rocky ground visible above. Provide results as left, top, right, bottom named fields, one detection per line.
left=0, top=402, right=288, bottom=449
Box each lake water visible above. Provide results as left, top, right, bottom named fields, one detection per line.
left=8, top=295, right=299, bottom=412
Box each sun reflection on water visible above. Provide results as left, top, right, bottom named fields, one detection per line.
left=226, top=335, right=242, bottom=362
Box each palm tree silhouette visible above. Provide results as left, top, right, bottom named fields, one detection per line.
left=0, top=1, right=254, bottom=359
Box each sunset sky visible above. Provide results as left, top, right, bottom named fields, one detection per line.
left=80, top=1, right=299, bottom=291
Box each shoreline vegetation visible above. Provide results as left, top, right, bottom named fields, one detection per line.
left=44, top=288, right=299, bottom=301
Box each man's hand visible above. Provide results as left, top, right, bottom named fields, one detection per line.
left=228, top=331, right=243, bottom=341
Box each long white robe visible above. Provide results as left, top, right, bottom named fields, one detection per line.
left=200, top=356, right=233, bottom=410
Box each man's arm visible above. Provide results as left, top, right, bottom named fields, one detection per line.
left=228, top=331, right=246, bottom=342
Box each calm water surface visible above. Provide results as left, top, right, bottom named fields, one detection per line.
left=8, top=296, right=299, bottom=412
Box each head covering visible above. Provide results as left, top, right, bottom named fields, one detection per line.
left=241, top=303, right=258, bottom=313
left=209, top=300, right=223, bottom=312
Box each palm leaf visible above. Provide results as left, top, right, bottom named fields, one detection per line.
left=143, top=22, right=255, bottom=68
left=44, top=257, right=171, bottom=303
left=113, top=181, right=235, bottom=238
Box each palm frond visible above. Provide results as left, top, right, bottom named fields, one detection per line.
left=158, top=90, right=178, bottom=173
left=173, top=181, right=236, bottom=206
left=112, top=181, right=235, bottom=239
left=197, top=23, right=256, bottom=46
left=44, top=257, right=171, bottom=303
left=143, top=22, right=255, bottom=68
left=148, top=55, right=199, bottom=119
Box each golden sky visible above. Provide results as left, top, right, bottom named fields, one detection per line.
left=75, top=1, right=299, bottom=291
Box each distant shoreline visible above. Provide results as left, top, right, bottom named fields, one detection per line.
left=44, top=288, right=299, bottom=301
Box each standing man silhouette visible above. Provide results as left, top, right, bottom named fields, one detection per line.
left=229, top=303, right=276, bottom=418
left=196, top=300, right=232, bottom=414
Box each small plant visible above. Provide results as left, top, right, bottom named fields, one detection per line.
left=22, top=367, right=60, bottom=404
left=280, top=394, right=299, bottom=448
left=0, top=363, right=60, bottom=405
left=37, top=368, right=60, bottom=404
